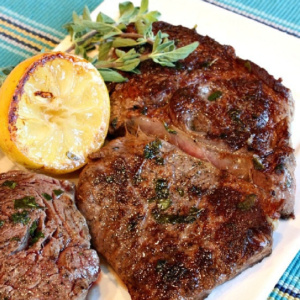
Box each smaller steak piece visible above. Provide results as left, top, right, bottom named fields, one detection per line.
left=77, top=135, right=276, bottom=300
left=0, top=171, right=99, bottom=300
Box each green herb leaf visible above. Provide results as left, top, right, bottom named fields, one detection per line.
left=0, top=65, right=14, bottom=87
left=96, top=48, right=141, bottom=73
left=155, top=157, right=164, bottom=165
left=98, top=41, right=113, bottom=60
left=82, top=6, right=92, bottom=21
left=112, top=37, right=145, bottom=48
left=119, top=2, right=138, bottom=24
left=142, top=10, right=161, bottom=23
left=111, top=117, right=118, bottom=128
left=11, top=211, right=30, bottom=225
left=14, top=196, right=43, bottom=210
left=2, top=180, right=17, bottom=189
left=237, top=194, right=257, bottom=211
left=116, top=48, right=140, bottom=60
left=139, top=0, right=149, bottom=14
left=176, top=187, right=184, bottom=197
left=30, top=231, right=44, bottom=245
left=150, top=40, right=199, bottom=67
left=144, top=139, right=162, bottom=159
left=157, top=198, right=171, bottom=210
left=275, top=163, right=285, bottom=174
left=29, top=220, right=38, bottom=236
left=120, top=59, right=140, bottom=72
left=97, top=12, right=115, bottom=24
left=244, top=60, right=252, bottom=72
left=155, top=179, right=169, bottom=199
left=0, top=220, right=4, bottom=227
left=163, top=121, right=177, bottom=134
left=53, top=189, right=64, bottom=198
left=72, top=20, right=120, bottom=35
left=42, top=193, right=52, bottom=201
left=148, top=179, right=172, bottom=210
left=29, top=219, right=44, bottom=245
left=253, top=155, right=265, bottom=170
left=208, top=90, right=222, bottom=101
left=152, top=206, right=203, bottom=224
left=72, top=11, right=81, bottom=23
left=99, top=68, right=127, bottom=82
left=135, top=19, right=152, bottom=36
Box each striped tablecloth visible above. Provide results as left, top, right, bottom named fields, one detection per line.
left=202, top=0, right=300, bottom=38
left=0, top=1, right=299, bottom=299
left=0, top=0, right=299, bottom=65
left=268, top=251, right=300, bottom=300
left=0, top=0, right=103, bottom=66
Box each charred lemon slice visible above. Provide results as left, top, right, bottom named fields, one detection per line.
left=0, top=52, right=110, bottom=174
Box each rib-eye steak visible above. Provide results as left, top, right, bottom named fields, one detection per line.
left=0, top=170, right=100, bottom=300
left=77, top=134, right=277, bottom=300
left=108, top=21, right=295, bottom=218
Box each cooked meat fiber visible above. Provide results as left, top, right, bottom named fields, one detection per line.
left=108, top=21, right=295, bottom=218
left=0, top=171, right=99, bottom=300
left=77, top=135, right=275, bottom=300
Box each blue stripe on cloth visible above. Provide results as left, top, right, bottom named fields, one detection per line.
left=201, top=0, right=300, bottom=38
left=268, top=251, right=300, bottom=300
left=0, top=0, right=103, bottom=66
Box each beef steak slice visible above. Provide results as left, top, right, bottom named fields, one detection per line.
left=77, top=134, right=275, bottom=300
left=0, top=170, right=100, bottom=300
left=108, top=21, right=295, bottom=218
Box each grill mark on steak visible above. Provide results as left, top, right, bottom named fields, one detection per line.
left=77, top=134, right=276, bottom=300
left=0, top=171, right=99, bottom=300
left=107, top=21, right=295, bottom=218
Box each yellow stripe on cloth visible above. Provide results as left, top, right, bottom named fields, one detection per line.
left=0, top=22, right=52, bottom=52
left=269, top=288, right=299, bottom=300
left=0, top=19, right=56, bottom=48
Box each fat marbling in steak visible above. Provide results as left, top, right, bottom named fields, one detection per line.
left=77, top=134, right=277, bottom=300
left=0, top=170, right=99, bottom=300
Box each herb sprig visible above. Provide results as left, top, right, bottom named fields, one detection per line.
left=64, top=0, right=199, bottom=82
left=0, top=66, right=14, bottom=87
left=0, top=1, right=199, bottom=85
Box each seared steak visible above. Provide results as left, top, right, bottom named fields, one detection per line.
left=77, top=134, right=276, bottom=300
left=0, top=171, right=99, bottom=300
left=108, top=21, right=295, bottom=218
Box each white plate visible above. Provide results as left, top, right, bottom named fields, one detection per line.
left=1, top=0, right=300, bottom=299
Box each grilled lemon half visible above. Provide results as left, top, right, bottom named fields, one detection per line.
left=0, top=52, right=110, bottom=174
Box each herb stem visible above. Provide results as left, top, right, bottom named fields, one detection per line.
left=94, top=60, right=124, bottom=69
left=139, top=53, right=151, bottom=62
left=119, top=33, right=154, bottom=45
left=65, top=30, right=97, bottom=53
left=66, top=31, right=154, bottom=54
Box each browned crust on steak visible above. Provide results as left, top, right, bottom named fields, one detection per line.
left=77, top=135, right=274, bottom=300
left=107, top=21, right=295, bottom=218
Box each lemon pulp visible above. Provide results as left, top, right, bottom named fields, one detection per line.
left=0, top=52, right=110, bottom=174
